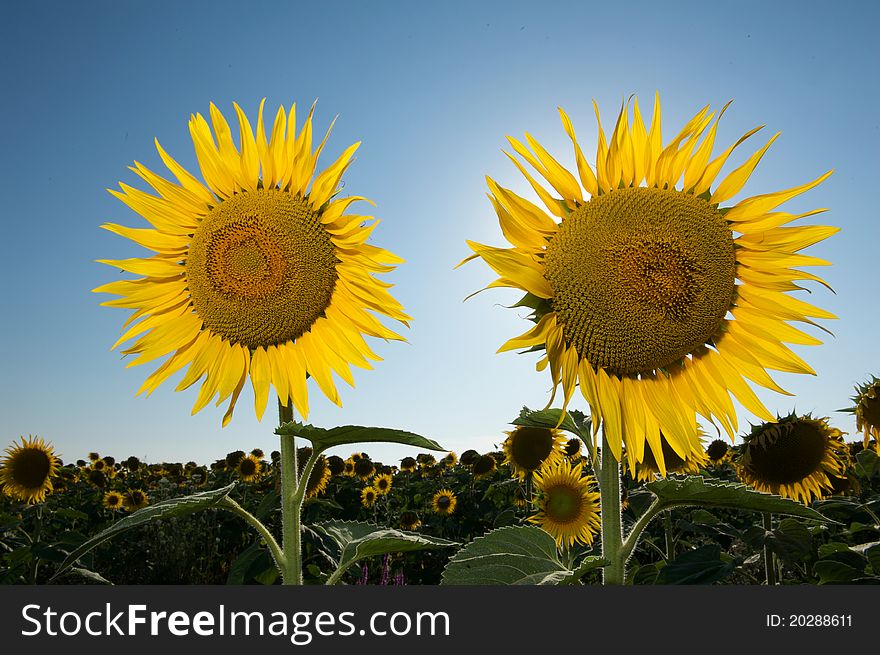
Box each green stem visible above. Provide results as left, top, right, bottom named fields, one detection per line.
left=664, top=511, right=675, bottom=561
left=279, top=401, right=302, bottom=585
left=219, top=497, right=285, bottom=573
left=597, top=428, right=624, bottom=585
left=763, top=512, right=777, bottom=586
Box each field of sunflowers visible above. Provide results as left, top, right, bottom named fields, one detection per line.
left=2, top=400, right=880, bottom=585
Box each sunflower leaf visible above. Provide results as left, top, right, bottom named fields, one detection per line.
left=441, top=525, right=598, bottom=585
left=277, top=422, right=445, bottom=454
left=50, top=482, right=237, bottom=582
left=645, top=476, right=833, bottom=522
left=513, top=407, right=591, bottom=441
left=313, top=521, right=457, bottom=585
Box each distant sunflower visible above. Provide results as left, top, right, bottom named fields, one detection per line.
left=472, top=454, right=496, bottom=478
left=417, top=453, right=436, bottom=467
left=91, top=458, right=107, bottom=472
left=431, top=489, right=457, bottom=516
left=843, top=376, right=880, bottom=447
left=124, top=456, right=141, bottom=471
left=441, top=452, right=458, bottom=468
left=95, top=100, right=409, bottom=427
left=513, top=485, right=529, bottom=508
left=299, top=452, right=331, bottom=498
left=236, top=454, right=262, bottom=482
left=103, top=491, right=124, bottom=511
left=123, top=489, right=149, bottom=511
left=225, top=451, right=246, bottom=469
left=459, top=450, right=480, bottom=467
left=343, top=458, right=356, bottom=476
left=530, top=459, right=601, bottom=547
left=463, top=95, right=836, bottom=467
left=250, top=448, right=265, bottom=459
left=373, top=473, right=393, bottom=495
left=399, top=456, right=417, bottom=472
left=630, top=434, right=707, bottom=482
left=736, top=414, right=847, bottom=504
left=502, top=426, right=565, bottom=480
left=87, top=469, right=107, bottom=488
left=400, top=511, right=421, bottom=530
left=327, top=455, right=345, bottom=476
left=360, top=486, right=378, bottom=508
left=353, top=458, right=375, bottom=481
left=0, top=436, right=60, bottom=504
left=349, top=452, right=364, bottom=462
left=706, top=439, right=731, bottom=466
left=564, top=437, right=582, bottom=459
left=88, top=452, right=101, bottom=462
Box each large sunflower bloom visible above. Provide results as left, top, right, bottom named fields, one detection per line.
left=463, top=95, right=836, bottom=472
left=95, top=100, right=409, bottom=426
left=529, top=459, right=601, bottom=547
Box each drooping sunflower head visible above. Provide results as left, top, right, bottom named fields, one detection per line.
left=529, top=459, right=601, bottom=547
left=353, top=457, right=375, bottom=481
left=124, top=456, right=142, bottom=471
left=88, top=452, right=101, bottom=462
left=842, top=376, right=880, bottom=448
left=735, top=414, right=848, bottom=504
left=459, top=450, right=480, bottom=467
left=629, top=433, right=708, bottom=483
left=225, top=451, right=246, bottom=470
left=399, top=456, right=417, bottom=472
left=373, top=473, right=393, bottom=495
left=400, top=511, right=421, bottom=531
left=103, top=491, right=124, bottom=511
left=502, top=426, right=565, bottom=480
left=431, top=489, right=457, bottom=516
left=472, top=454, right=497, bottom=479
left=463, top=95, right=836, bottom=465
left=360, top=486, right=378, bottom=508
left=236, top=454, right=262, bottom=483
left=706, top=439, right=731, bottom=466
left=123, top=489, right=149, bottom=511
left=95, top=100, right=410, bottom=426
left=87, top=469, right=107, bottom=488
left=327, top=455, right=346, bottom=476
left=0, top=436, right=60, bottom=504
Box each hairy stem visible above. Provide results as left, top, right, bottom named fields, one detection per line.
left=279, top=401, right=302, bottom=585
left=598, top=428, right=624, bottom=585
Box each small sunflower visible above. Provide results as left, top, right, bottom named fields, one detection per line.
left=513, top=485, right=529, bottom=508
left=327, top=455, right=345, bottom=476
left=0, top=436, right=60, bottom=504
left=225, top=451, right=246, bottom=469
left=400, top=511, right=421, bottom=530
left=564, top=437, right=582, bottom=459
left=630, top=434, right=708, bottom=482
left=842, top=376, right=880, bottom=448
left=463, top=95, right=836, bottom=469
left=88, top=452, right=101, bottom=462
left=353, top=457, right=375, bottom=481
left=360, top=486, right=378, bottom=508
left=416, top=453, right=436, bottom=467
left=343, top=458, right=356, bottom=476
left=399, top=456, right=417, bottom=472
left=297, top=449, right=331, bottom=498
left=124, top=456, right=142, bottom=471
left=349, top=452, right=364, bottom=462
left=431, top=489, right=457, bottom=516
left=87, top=469, right=108, bottom=488
left=103, top=491, right=124, bottom=511
left=236, top=454, right=262, bottom=482
left=735, top=413, right=848, bottom=504
left=459, top=450, right=480, bottom=467
left=250, top=448, right=265, bottom=459
left=472, top=454, right=497, bottom=478
left=95, top=100, right=409, bottom=427
left=530, top=459, right=601, bottom=547
left=91, top=458, right=107, bottom=472
left=441, top=451, right=458, bottom=468
left=373, top=472, right=393, bottom=495
left=123, top=489, right=149, bottom=511
left=706, top=438, right=731, bottom=466
left=502, top=426, right=565, bottom=480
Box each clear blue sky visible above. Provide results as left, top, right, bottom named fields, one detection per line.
left=1, top=0, right=877, bottom=465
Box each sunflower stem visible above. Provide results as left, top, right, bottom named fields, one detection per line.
left=763, top=512, right=777, bottom=586
left=279, top=400, right=302, bottom=585
left=598, top=428, right=625, bottom=585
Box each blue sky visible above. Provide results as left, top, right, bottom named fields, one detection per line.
left=1, top=0, right=877, bottom=465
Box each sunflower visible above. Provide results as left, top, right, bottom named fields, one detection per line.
left=343, top=458, right=356, bottom=476
left=88, top=452, right=101, bottom=462
left=399, top=456, right=417, bottom=472
left=123, top=489, right=150, bottom=511
left=629, top=433, right=708, bottom=482
left=225, top=450, right=246, bottom=469
left=706, top=438, right=731, bottom=466
left=416, top=453, right=436, bottom=467
left=441, top=452, right=458, bottom=468
left=529, top=459, right=601, bottom=547
left=360, top=486, right=378, bottom=508
left=502, top=425, right=565, bottom=480
left=472, top=454, right=496, bottom=478
left=297, top=449, right=331, bottom=498
left=124, top=456, right=142, bottom=471
left=236, top=454, right=262, bottom=482
left=87, top=469, right=107, bottom=488
left=564, top=437, right=582, bottom=459
left=400, top=511, right=421, bottom=530
left=431, top=489, right=457, bottom=516
left=103, top=491, right=124, bottom=511
left=353, top=458, right=375, bottom=481
left=459, top=450, right=480, bottom=467
left=513, top=485, right=529, bottom=508
left=735, top=414, right=848, bottom=504
left=250, top=448, right=265, bottom=459
left=373, top=472, right=393, bottom=495
left=462, top=95, right=836, bottom=470
left=843, top=376, right=880, bottom=448
left=327, top=455, right=346, bottom=476
left=95, top=100, right=409, bottom=427
left=0, top=437, right=60, bottom=504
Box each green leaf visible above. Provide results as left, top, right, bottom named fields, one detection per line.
left=645, top=476, right=831, bottom=522
left=68, top=567, right=113, bottom=585
left=657, top=545, right=736, bottom=585
left=767, top=518, right=813, bottom=563
left=855, top=449, right=880, bottom=478
left=559, top=556, right=606, bottom=584
left=277, top=423, right=445, bottom=454
left=864, top=544, right=880, bottom=574
left=51, top=483, right=237, bottom=581
left=512, top=407, right=591, bottom=441
left=814, top=560, right=860, bottom=584
left=441, top=525, right=601, bottom=585
left=313, top=521, right=456, bottom=585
